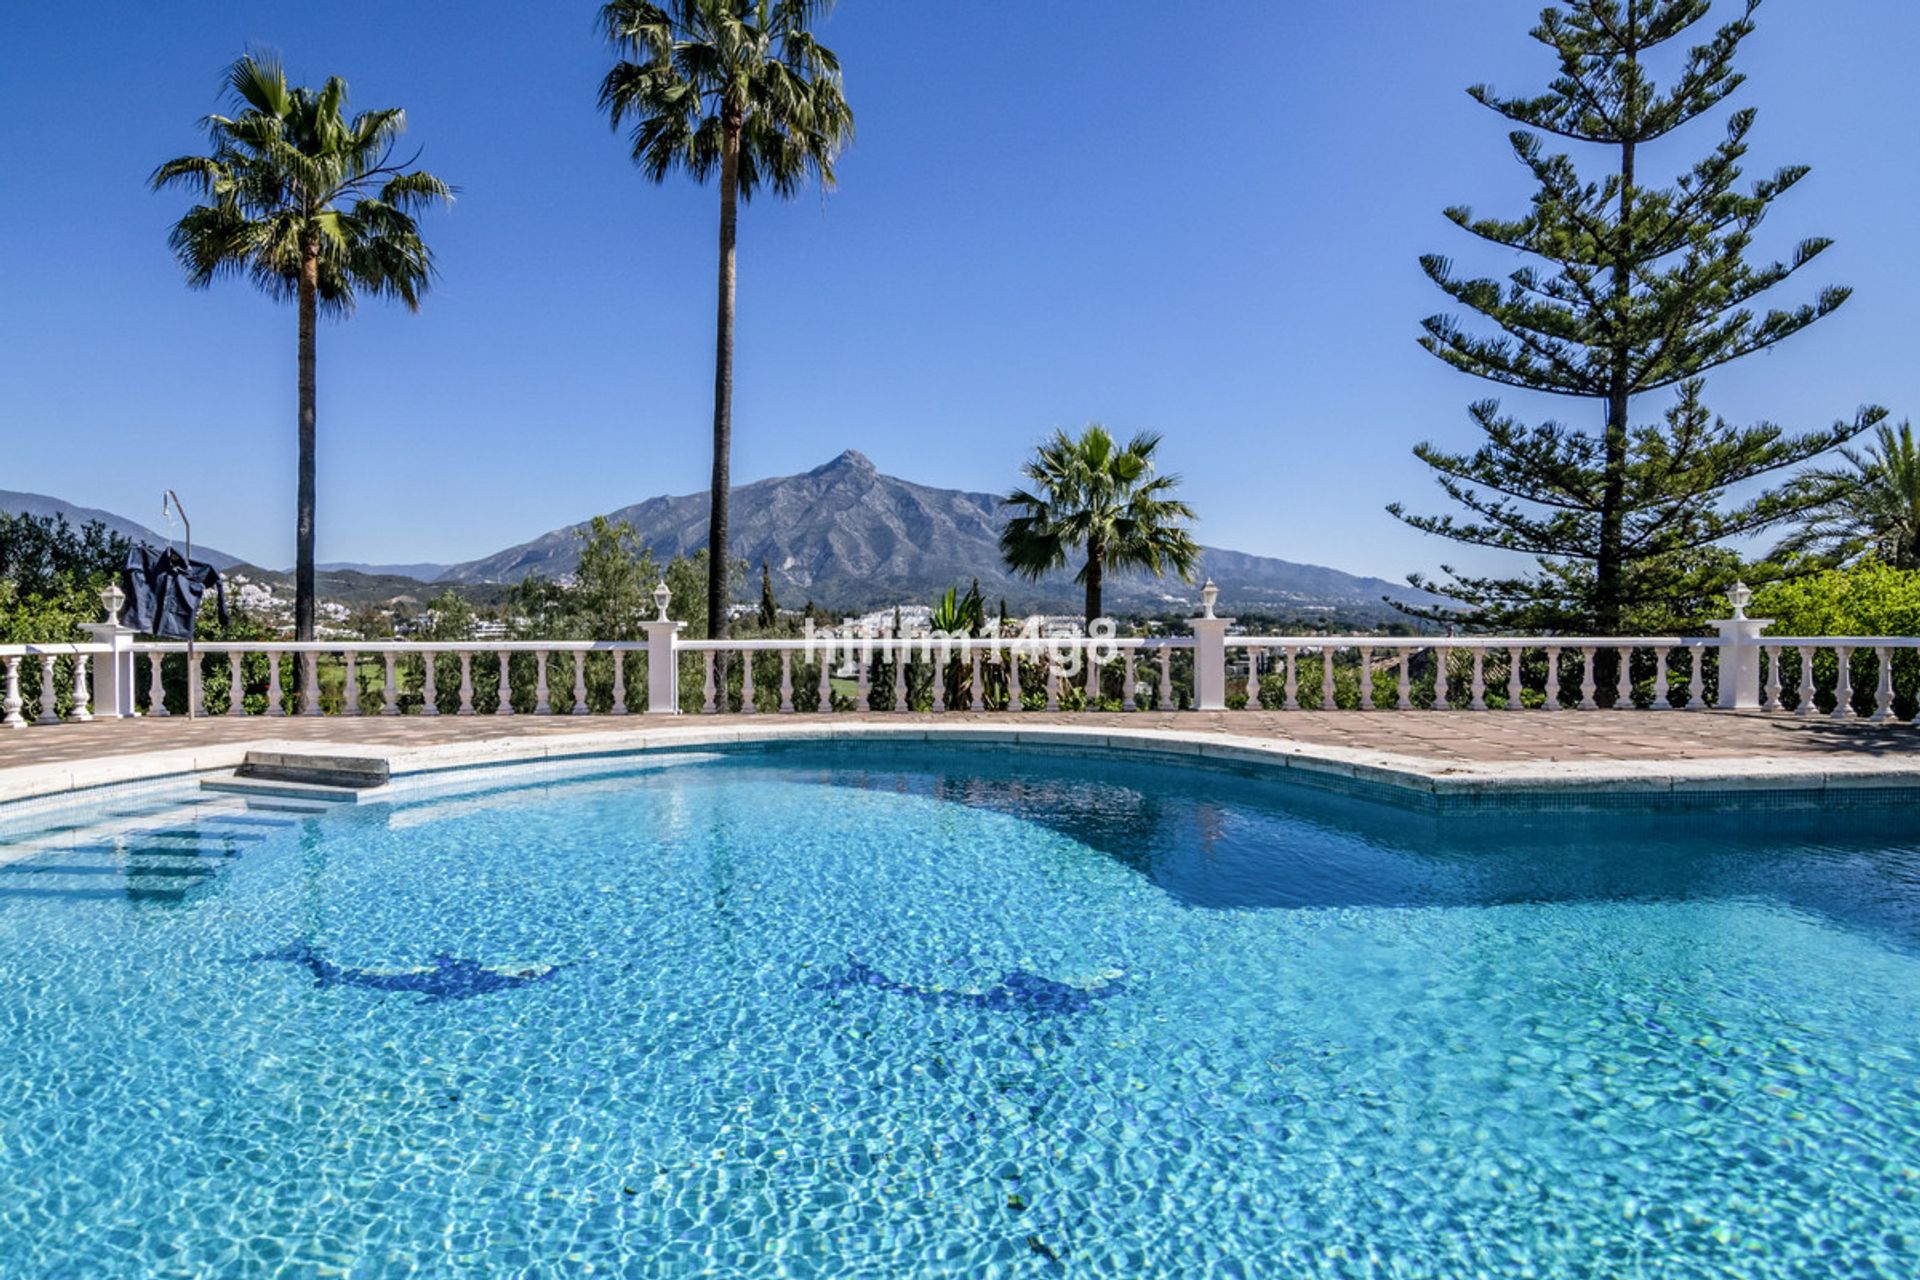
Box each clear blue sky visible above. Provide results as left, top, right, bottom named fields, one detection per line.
left=3, top=1, right=1914, bottom=579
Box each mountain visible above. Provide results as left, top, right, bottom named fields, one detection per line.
left=439, top=451, right=1439, bottom=621
left=315, top=560, right=453, bottom=580
left=0, top=490, right=244, bottom=570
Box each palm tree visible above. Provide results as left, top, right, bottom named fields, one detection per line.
left=599, top=0, right=854, bottom=644
left=1776, top=421, right=1920, bottom=569
left=152, top=52, right=449, bottom=672
left=1000, top=426, right=1201, bottom=626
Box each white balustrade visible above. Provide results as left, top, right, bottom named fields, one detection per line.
left=535, top=651, right=552, bottom=716
left=1873, top=646, right=1895, bottom=722
left=343, top=650, right=361, bottom=716
left=458, top=652, right=475, bottom=716
left=496, top=652, right=514, bottom=716
left=1832, top=646, right=1855, bottom=720
left=779, top=652, right=794, bottom=714
left=266, top=654, right=285, bottom=716
left=741, top=650, right=758, bottom=715
left=227, top=652, right=247, bottom=717
left=612, top=652, right=628, bottom=716
left=420, top=651, right=440, bottom=717
left=147, top=652, right=169, bottom=717
left=36, top=655, right=59, bottom=726
left=1507, top=648, right=1524, bottom=712
left=1469, top=649, right=1486, bottom=712
left=68, top=657, right=92, bottom=723
left=1431, top=646, right=1448, bottom=710
left=2, top=656, right=22, bottom=729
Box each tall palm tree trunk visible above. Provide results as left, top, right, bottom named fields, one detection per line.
left=1083, top=539, right=1104, bottom=630
left=296, top=241, right=319, bottom=696
left=708, top=117, right=741, bottom=647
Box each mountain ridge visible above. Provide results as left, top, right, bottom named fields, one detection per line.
left=436, top=451, right=1438, bottom=621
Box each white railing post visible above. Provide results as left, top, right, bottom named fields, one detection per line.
left=420, top=650, right=440, bottom=717
left=35, top=655, right=59, bottom=725
left=1578, top=648, right=1598, bottom=711
left=1712, top=582, right=1769, bottom=710
left=1872, top=646, right=1894, bottom=722
left=343, top=650, right=361, bottom=716
left=642, top=606, right=684, bottom=715
left=972, top=650, right=986, bottom=713
left=892, top=638, right=908, bottom=713
left=817, top=650, right=833, bottom=713
left=702, top=652, right=716, bottom=714
left=1687, top=646, right=1706, bottom=710
left=1189, top=581, right=1232, bottom=712
left=1469, top=649, right=1486, bottom=711
left=1507, top=647, right=1524, bottom=712
left=1157, top=647, right=1172, bottom=710
left=301, top=651, right=322, bottom=717
left=612, top=651, right=628, bottom=716
left=1543, top=646, right=1561, bottom=711
left=1085, top=643, right=1101, bottom=708
left=1357, top=647, right=1375, bottom=711
left=458, top=652, right=475, bottom=716
left=383, top=653, right=401, bottom=716
left=1431, top=646, right=1448, bottom=710
left=1614, top=646, right=1634, bottom=711
left=1763, top=645, right=1781, bottom=712
left=1320, top=648, right=1335, bottom=710
left=741, top=649, right=758, bottom=715
left=1008, top=651, right=1023, bottom=711
left=186, top=653, right=203, bottom=718
left=1832, top=646, right=1855, bottom=719
left=1283, top=645, right=1300, bottom=711
left=571, top=650, right=589, bottom=716
left=535, top=651, right=552, bottom=715
left=147, top=652, right=169, bottom=717
left=779, top=651, right=794, bottom=714
left=266, top=653, right=286, bottom=717
left=495, top=651, right=515, bottom=716
left=79, top=588, right=137, bottom=718
left=67, top=656, right=92, bottom=723
left=226, top=652, right=247, bottom=717
left=1652, top=647, right=1670, bottom=711
left=2, top=656, right=22, bottom=729
left=1044, top=658, right=1060, bottom=712
left=1797, top=647, right=1815, bottom=716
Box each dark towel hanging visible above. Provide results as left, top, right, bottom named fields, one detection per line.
left=121, top=546, right=228, bottom=640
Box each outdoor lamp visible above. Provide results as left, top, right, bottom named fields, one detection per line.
left=100, top=581, right=126, bottom=627
left=653, top=579, right=672, bottom=622
left=1200, top=578, right=1219, bottom=619
left=1727, top=580, right=1751, bottom=620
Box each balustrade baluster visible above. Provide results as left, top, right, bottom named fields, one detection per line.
left=855, top=652, right=870, bottom=710
left=1432, top=646, right=1448, bottom=710
left=779, top=651, right=794, bottom=713
left=1321, top=648, right=1335, bottom=710
left=35, top=655, right=58, bottom=725
left=1797, top=648, right=1814, bottom=715
left=266, top=653, right=285, bottom=717
left=1578, top=648, right=1598, bottom=711
left=1358, top=647, right=1374, bottom=711
left=1687, top=647, right=1706, bottom=710
left=1045, top=658, right=1060, bottom=712
left=1832, top=646, right=1856, bottom=719
left=495, top=652, right=515, bottom=716
left=702, top=652, right=716, bottom=714
left=1283, top=646, right=1300, bottom=711
left=1158, top=648, right=1172, bottom=710
left=1508, top=648, right=1525, bottom=712
left=68, top=656, right=92, bottom=722
left=1614, top=646, right=1634, bottom=710
left=147, top=652, right=169, bottom=717
left=2, top=656, right=23, bottom=728
left=1469, top=649, right=1487, bottom=711
left=187, top=653, right=203, bottom=718
left=1243, top=646, right=1261, bottom=710
left=226, top=652, right=247, bottom=717
left=1652, top=647, right=1670, bottom=710
left=570, top=651, right=589, bottom=715
left=338, top=650, right=359, bottom=716
left=383, top=654, right=401, bottom=716
left=1121, top=650, right=1136, bottom=711
left=1763, top=646, right=1781, bottom=712
left=1009, top=650, right=1024, bottom=712
left=1397, top=650, right=1413, bottom=711
left=421, top=651, right=440, bottom=717
left=1544, top=647, right=1561, bottom=710
left=612, top=651, right=628, bottom=715
left=892, top=639, right=908, bottom=713
left=535, top=651, right=552, bottom=716
left=1872, top=646, right=1894, bottom=722
left=740, top=649, right=758, bottom=715
left=1086, top=644, right=1101, bottom=708
left=299, top=652, right=320, bottom=717
left=817, top=652, right=833, bottom=712
left=458, top=652, right=475, bottom=716
left=972, top=649, right=986, bottom=712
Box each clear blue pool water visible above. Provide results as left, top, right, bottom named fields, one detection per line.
left=0, top=744, right=1917, bottom=1278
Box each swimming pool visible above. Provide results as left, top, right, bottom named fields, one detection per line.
left=0, top=743, right=1915, bottom=1277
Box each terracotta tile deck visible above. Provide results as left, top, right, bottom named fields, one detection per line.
left=4, top=708, right=1915, bottom=772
